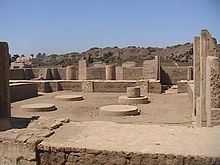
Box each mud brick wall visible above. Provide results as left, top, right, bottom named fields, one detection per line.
left=86, top=67, right=105, bottom=80
left=9, top=69, right=25, bottom=80
left=37, top=148, right=220, bottom=165
left=93, top=81, right=137, bottom=92
left=161, top=67, right=188, bottom=85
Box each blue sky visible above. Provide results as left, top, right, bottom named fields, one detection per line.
left=0, top=0, right=219, bottom=55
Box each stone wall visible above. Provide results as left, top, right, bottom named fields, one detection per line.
left=161, top=67, right=188, bottom=85
left=9, top=69, right=25, bottom=80
left=10, top=83, right=38, bottom=102
left=93, top=81, right=137, bottom=92
left=86, top=67, right=105, bottom=80
left=143, top=59, right=157, bottom=80
left=37, top=147, right=220, bottom=165
left=123, top=67, right=143, bottom=80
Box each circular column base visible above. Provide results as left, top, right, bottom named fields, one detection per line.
left=21, top=103, right=57, bottom=112
left=99, top=105, right=140, bottom=116
left=118, top=96, right=149, bottom=105
left=55, top=95, right=84, bottom=101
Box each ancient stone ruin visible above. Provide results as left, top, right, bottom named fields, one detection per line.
left=0, top=30, right=220, bottom=164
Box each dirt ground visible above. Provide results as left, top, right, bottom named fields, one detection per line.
left=11, top=90, right=192, bottom=126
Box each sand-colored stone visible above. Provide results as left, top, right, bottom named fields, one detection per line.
left=21, top=103, right=57, bottom=112
left=55, top=95, right=83, bottom=101
left=99, top=105, right=139, bottom=116
left=127, top=87, right=140, bottom=98
left=106, top=65, right=116, bottom=80
left=66, top=66, right=76, bottom=80
left=118, top=96, right=148, bottom=105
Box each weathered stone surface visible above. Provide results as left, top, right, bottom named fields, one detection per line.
left=82, top=81, right=94, bottom=93
left=78, top=60, right=87, bottom=80
left=177, top=80, right=188, bottom=93
left=38, top=68, right=52, bottom=80
left=127, top=87, right=141, bottom=98
left=0, top=42, right=11, bottom=131
left=106, top=65, right=116, bottom=80
left=66, top=66, right=76, bottom=80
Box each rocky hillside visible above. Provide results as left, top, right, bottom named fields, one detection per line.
left=31, top=42, right=216, bottom=67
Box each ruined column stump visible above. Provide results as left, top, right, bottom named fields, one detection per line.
left=0, top=42, right=11, bottom=131
left=127, top=87, right=140, bottom=98
left=118, top=87, right=148, bottom=105
left=106, top=65, right=116, bottom=80
left=99, top=105, right=139, bottom=116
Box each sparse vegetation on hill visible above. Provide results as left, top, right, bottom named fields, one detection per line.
left=27, top=43, right=195, bottom=67
left=12, top=43, right=220, bottom=67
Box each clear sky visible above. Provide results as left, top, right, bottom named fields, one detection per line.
left=0, top=0, right=219, bottom=55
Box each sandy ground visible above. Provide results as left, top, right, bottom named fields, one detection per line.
left=11, top=90, right=192, bottom=126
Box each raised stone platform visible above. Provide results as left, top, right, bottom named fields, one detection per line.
left=118, top=96, right=149, bottom=104
left=21, top=103, right=57, bottom=112
left=99, top=105, right=139, bottom=116
left=55, top=95, right=83, bottom=101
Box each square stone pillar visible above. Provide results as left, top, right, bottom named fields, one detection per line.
left=0, top=42, right=11, bottom=130
left=106, top=65, right=116, bottom=80
left=155, top=56, right=161, bottom=80
left=198, top=30, right=218, bottom=127
left=206, top=56, right=220, bottom=127
left=193, top=36, right=200, bottom=117
left=115, top=66, right=123, bottom=80
left=78, top=60, right=87, bottom=80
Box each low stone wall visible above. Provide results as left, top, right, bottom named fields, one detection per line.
left=93, top=81, right=137, bottom=92
left=177, top=80, right=188, bottom=93
left=37, top=147, right=220, bottom=165
left=161, top=67, right=188, bottom=85
left=9, top=80, right=162, bottom=94
left=10, top=83, right=38, bottom=102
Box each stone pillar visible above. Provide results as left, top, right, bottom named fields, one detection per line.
left=155, top=56, right=161, bottom=80
left=187, top=66, right=193, bottom=81
left=127, top=87, right=140, bottom=98
left=106, top=65, right=116, bottom=80
left=0, top=42, right=11, bottom=131
left=206, top=56, right=220, bottom=127
left=116, top=66, right=123, bottom=80
left=66, top=66, right=76, bottom=80
left=193, top=36, right=200, bottom=117
left=198, top=30, right=217, bottom=127
left=52, top=68, right=61, bottom=80
left=78, top=60, right=87, bottom=80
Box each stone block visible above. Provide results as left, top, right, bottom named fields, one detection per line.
left=82, top=81, right=94, bottom=93
left=148, top=79, right=162, bottom=93
left=127, top=87, right=140, bottom=98
left=177, top=80, right=188, bottom=93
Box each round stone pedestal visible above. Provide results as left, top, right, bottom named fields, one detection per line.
left=99, top=105, right=139, bottom=116
left=118, top=96, right=149, bottom=105
left=21, top=103, right=57, bottom=112
left=55, top=95, right=83, bottom=101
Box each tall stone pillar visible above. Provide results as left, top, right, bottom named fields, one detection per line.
left=0, top=42, right=11, bottom=131
left=116, top=66, right=123, bottom=80
left=187, top=66, right=193, bottom=81
left=206, top=56, right=220, bottom=127
left=106, top=65, right=116, bottom=80
left=193, top=36, right=200, bottom=117
left=198, top=30, right=217, bottom=127
left=155, top=56, right=161, bottom=80
left=78, top=60, right=87, bottom=80
left=66, top=66, right=76, bottom=80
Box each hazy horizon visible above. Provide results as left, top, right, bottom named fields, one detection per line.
left=0, top=0, right=219, bottom=55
